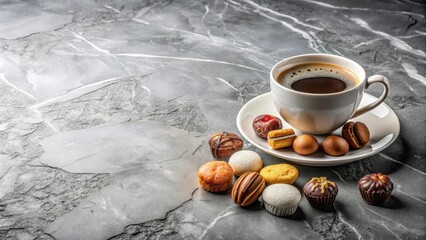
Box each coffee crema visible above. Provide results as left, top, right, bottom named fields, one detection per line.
left=277, top=63, right=360, bottom=94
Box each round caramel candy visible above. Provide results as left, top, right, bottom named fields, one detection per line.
left=252, top=114, right=282, bottom=139
left=322, top=135, right=349, bottom=156
left=292, top=134, right=319, bottom=155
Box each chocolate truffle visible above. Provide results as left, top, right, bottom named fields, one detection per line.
left=358, top=173, right=393, bottom=205
left=231, top=172, right=265, bottom=206
left=208, top=132, right=243, bottom=159
left=303, top=177, right=338, bottom=209
left=342, top=121, right=370, bottom=149
left=252, top=114, right=282, bottom=139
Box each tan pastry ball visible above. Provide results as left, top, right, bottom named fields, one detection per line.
left=198, top=161, right=233, bottom=192
left=293, top=134, right=319, bottom=155
left=322, top=135, right=349, bottom=156
left=208, top=132, right=243, bottom=159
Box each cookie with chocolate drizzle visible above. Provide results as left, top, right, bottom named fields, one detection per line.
left=208, top=131, right=243, bottom=159
left=303, top=176, right=338, bottom=210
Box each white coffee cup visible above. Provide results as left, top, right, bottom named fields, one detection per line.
left=270, top=53, right=389, bottom=135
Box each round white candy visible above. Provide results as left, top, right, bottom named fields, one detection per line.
left=228, top=150, right=263, bottom=176
left=262, top=184, right=301, bottom=216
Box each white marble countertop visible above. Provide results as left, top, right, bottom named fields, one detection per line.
left=0, top=0, right=425, bottom=239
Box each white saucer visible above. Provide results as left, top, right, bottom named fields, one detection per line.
left=236, top=92, right=400, bottom=166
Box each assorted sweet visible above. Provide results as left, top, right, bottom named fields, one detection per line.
left=342, top=121, right=370, bottom=149
left=322, top=135, right=349, bottom=156
left=231, top=172, right=265, bottom=207
left=267, top=128, right=297, bottom=150
left=252, top=114, right=370, bottom=157
left=208, top=131, right=243, bottom=158
left=262, top=184, right=301, bottom=217
left=228, top=150, right=263, bottom=176
left=199, top=122, right=391, bottom=217
left=252, top=114, right=283, bottom=139
left=292, top=134, right=319, bottom=155
left=303, top=177, right=338, bottom=209
left=358, top=173, right=394, bottom=206
left=198, top=161, right=234, bottom=192
left=260, top=163, right=298, bottom=185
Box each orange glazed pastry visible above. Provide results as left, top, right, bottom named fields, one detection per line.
left=198, top=161, right=234, bottom=192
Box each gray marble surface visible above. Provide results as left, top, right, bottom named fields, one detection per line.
left=0, top=0, right=425, bottom=239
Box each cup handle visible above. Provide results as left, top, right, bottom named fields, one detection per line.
left=351, top=75, right=390, bottom=118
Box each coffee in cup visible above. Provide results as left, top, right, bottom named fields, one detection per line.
left=270, top=54, right=389, bottom=135
left=277, top=63, right=360, bottom=94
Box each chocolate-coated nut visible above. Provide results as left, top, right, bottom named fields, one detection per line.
left=252, top=114, right=282, bottom=139
left=322, top=135, right=349, bottom=156
left=292, top=134, right=319, bottom=155
left=342, top=121, right=370, bottom=149
left=232, top=172, right=265, bottom=206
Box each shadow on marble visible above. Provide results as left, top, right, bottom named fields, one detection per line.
left=240, top=200, right=263, bottom=211
left=285, top=207, right=306, bottom=221
left=381, top=195, right=405, bottom=210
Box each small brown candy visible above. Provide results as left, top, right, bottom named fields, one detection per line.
left=303, top=177, right=338, bottom=209
left=358, top=173, right=393, bottom=205
left=293, top=134, right=319, bottom=155
left=231, top=172, right=265, bottom=206
left=208, top=132, right=243, bottom=158
left=342, top=121, right=370, bottom=149
left=322, top=135, right=349, bottom=156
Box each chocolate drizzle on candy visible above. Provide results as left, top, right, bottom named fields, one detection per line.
left=303, top=176, right=338, bottom=209
left=308, top=177, right=336, bottom=193
left=208, top=131, right=243, bottom=159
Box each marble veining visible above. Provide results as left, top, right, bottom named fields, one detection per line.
left=0, top=0, right=425, bottom=239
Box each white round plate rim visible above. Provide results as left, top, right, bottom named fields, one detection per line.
left=236, top=92, right=400, bottom=166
